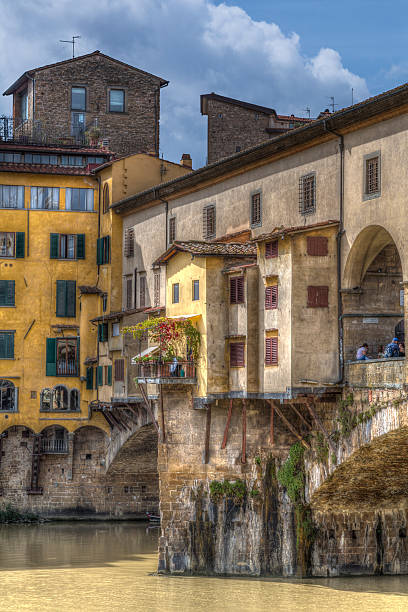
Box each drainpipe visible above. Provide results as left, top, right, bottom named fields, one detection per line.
left=96, top=174, right=103, bottom=402
left=324, top=120, right=345, bottom=382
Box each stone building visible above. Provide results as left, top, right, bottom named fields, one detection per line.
left=201, top=92, right=311, bottom=163
left=2, top=51, right=168, bottom=157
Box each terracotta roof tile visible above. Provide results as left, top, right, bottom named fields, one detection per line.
left=78, top=286, right=102, bottom=294
left=0, top=163, right=96, bottom=176
left=252, top=220, right=339, bottom=242
left=154, top=240, right=257, bottom=265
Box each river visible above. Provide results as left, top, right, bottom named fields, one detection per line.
left=0, top=522, right=408, bottom=611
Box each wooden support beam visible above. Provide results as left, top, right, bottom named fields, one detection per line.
left=271, top=401, right=310, bottom=450
left=289, top=403, right=312, bottom=430
left=138, top=383, right=160, bottom=434
left=221, top=399, right=233, bottom=449
left=108, top=410, right=126, bottom=431
left=159, top=385, right=166, bottom=443
left=204, top=406, right=211, bottom=464
left=305, top=398, right=336, bottom=453
left=112, top=409, right=132, bottom=432
left=269, top=400, right=274, bottom=446
left=100, top=410, right=115, bottom=429
left=241, top=400, right=247, bottom=464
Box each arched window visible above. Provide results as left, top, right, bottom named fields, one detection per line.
left=0, top=379, right=17, bottom=412
left=53, top=385, right=68, bottom=411
left=70, top=389, right=80, bottom=411
left=40, top=388, right=52, bottom=411
left=41, top=426, right=68, bottom=453
left=103, top=183, right=110, bottom=214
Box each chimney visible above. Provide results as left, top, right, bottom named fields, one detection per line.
left=180, top=153, right=192, bottom=169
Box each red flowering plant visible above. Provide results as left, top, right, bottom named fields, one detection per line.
left=122, top=317, right=200, bottom=363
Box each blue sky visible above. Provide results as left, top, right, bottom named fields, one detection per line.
left=0, top=0, right=405, bottom=167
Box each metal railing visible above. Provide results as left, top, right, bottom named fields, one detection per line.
left=0, top=116, right=100, bottom=149
left=135, top=360, right=196, bottom=379
left=41, top=438, right=68, bottom=454
left=56, top=360, right=78, bottom=376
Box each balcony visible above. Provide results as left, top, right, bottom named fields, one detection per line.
left=135, top=360, right=197, bottom=384
left=56, top=359, right=78, bottom=377
left=0, top=116, right=101, bottom=149
left=345, top=357, right=405, bottom=389
left=41, top=438, right=68, bottom=454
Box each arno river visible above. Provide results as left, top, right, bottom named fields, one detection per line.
left=1, top=522, right=408, bottom=611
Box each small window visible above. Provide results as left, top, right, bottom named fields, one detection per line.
left=56, top=280, right=76, bottom=317
left=61, top=155, right=85, bottom=167
left=98, top=323, right=108, bottom=342
left=20, top=90, right=28, bottom=121
left=230, top=342, right=245, bottom=367
left=97, top=236, right=110, bottom=265
left=112, top=322, right=120, bottom=337
left=53, top=385, right=68, bottom=411
left=114, top=358, right=125, bottom=382
left=0, top=233, right=15, bottom=258
left=265, top=337, right=278, bottom=365
left=251, top=192, right=262, bottom=227
left=31, top=187, right=59, bottom=210
left=154, top=272, right=160, bottom=307
left=0, top=333, right=14, bottom=359
left=40, top=388, right=52, bottom=411
left=169, top=217, right=176, bottom=244
left=103, top=183, right=110, bottom=213
left=230, top=276, right=244, bottom=304
left=124, top=228, right=134, bottom=257
left=307, top=236, right=328, bottom=256
left=71, top=87, right=86, bottom=111
left=0, top=281, right=15, bottom=307
left=299, top=173, right=316, bottom=215
left=265, top=240, right=278, bottom=259
left=102, top=293, right=108, bottom=312
left=307, top=286, right=329, bottom=308
left=0, top=185, right=24, bottom=209
left=50, top=234, right=85, bottom=260
left=126, top=277, right=133, bottom=310
left=139, top=275, right=147, bottom=308
left=265, top=285, right=278, bottom=310
left=365, top=154, right=380, bottom=196
left=0, top=379, right=17, bottom=411
left=218, top=113, right=223, bottom=119
left=65, top=188, right=94, bottom=211
left=55, top=339, right=78, bottom=376
left=192, top=280, right=199, bottom=301
left=109, top=89, right=125, bottom=113
left=235, top=146, right=241, bottom=152
left=172, top=283, right=180, bottom=304
left=203, top=204, right=216, bottom=239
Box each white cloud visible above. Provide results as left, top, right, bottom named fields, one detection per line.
left=0, top=0, right=369, bottom=167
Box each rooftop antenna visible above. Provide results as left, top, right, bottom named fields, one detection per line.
left=351, top=88, right=354, bottom=106
left=327, top=96, right=338, bottom=113
left=60, top=35, right=81, bottom=58
left=302, top=106, right=311, bottom=119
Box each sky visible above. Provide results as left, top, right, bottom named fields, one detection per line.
left=0, top=0, right=406, bottom=168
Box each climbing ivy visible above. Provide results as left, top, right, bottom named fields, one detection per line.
left=209, top=479, right=247, bottom=505
left=277, top=442, right=305, bottom=504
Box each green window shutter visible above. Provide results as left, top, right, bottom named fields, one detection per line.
left=106, top=236, right=111, bottom=263
left=6, top=333, right=14, bottom=359
left=0, top=281, right=15, bottom=307
left=97, top=365, right=103, bottom=387
left=86, top=366, right=93, bottom=390
left=107, top=365, right=112, bottom=386
left=0, top=332, right=14, bottom=359
left=98, top=323, right=108, bottom=342
left=50, top=233, right=59, bottom=259
left=15, top=232, right=25, bottom=258
left=76, top=234, right=85, bottom=259
left=76, top=336, right=80, bottom=376
left=94, top=367, right=98, bottom=389
left=97, top=238, right=103, bottom=265
left=66, top=281, right=76, bottom=317
left=98, top=323, right=102, bottom=342
left=56, top=280, right=67, bottom=317
left=46, top=338, right=57, bottom=375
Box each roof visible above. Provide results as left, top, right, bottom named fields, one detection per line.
left=0, top=142, right=112, bottom=155
left=200, top=92, right=310, bottom=123
left=252, top=220, right=340, bottom=243
left=92, top=151, right=187, bottom=174
left=0, top=163, right=98, bottom=176
left=78, top=286, right=102, bottom=295
left=112, top=81, right=408, bottom=215
left=3, top=50, right=168, bottom=96
left=153, top=240, right=257, bottom=265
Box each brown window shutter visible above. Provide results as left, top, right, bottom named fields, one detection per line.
left=265, top=240, right=278, bottom=258
left=230, top=342, right=245, bottom=366
left=203, top=205, right=216, bottom=239
left=169, top=217, right=176, bottom=243
left=140, top=275, right=146, bottom=308
left=307, top=236, right=328, bottom=256
left=124, top=228, right=134, bottom=258
left=265, top=285, right=278, bottom=310
left=114, top=359, right=125, bottom=381
left=251, top=192, right=261, bottom=226
left=154, top=272, right=160, bottom=306
left=265, top=337, right=278, bottom=365
left=230, top=276, right=244, bottom=304
left=307, top=285, right=328, bottom=307
left=126, top=278, right=132, bottom=309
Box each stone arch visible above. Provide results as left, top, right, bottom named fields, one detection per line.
left=40, top=424, right=69, bottom=453
left=106, top=423, right=157, bottom=476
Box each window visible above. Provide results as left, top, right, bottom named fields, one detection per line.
left=307, top=286, right=329, bottom=308
left=50, top=234, right=85, bottom=260
left=87, top=156, right=104, bottom=165
left=40, top=388, right=52, bottom=411
left=103, top=183, right=110, bottom=213
left=265, top=285, right=278, bottom=310
left=53, top=385, right=68, bottom=410
left=0, top=185, right=24, bottom=209
left=0, top=152, right=22, bottom=163
left=71, top=112, right=85, bottom=138
left=109, top=89, right=125, bottom=113
left=20, top=91, right=28, bottom=122
left=235, top=146, right=241, bottom=152
left=126, top=277, right=133, bottom=309
left=0, top=380, right=17, bottom=411
left=86, top=367, right=93, bottom=390
left=71, top=87, right=86, bottom=111
left=0, top=281, right=15, bottom=307
left=30, top=187, right=59, bottom=210
left=251, top=192, right=262, bottom=227
left=154, top=272, right=160, bottom=307
left=25, top=153, right=58, bottom=165
left=70, top=388, right=80, bottom=410
left=98, top=323, right=108, bottom=342
left=46, top=338, right=79, bottom=376
left=169, top=217, right=176, bottom=243
left=102, top=293, right=108, bottom=312
left=203, top=204, right=216, bottom=239
left=299, top=173, right=316, bottom=215
left=140, top=275, right=146, bottom=308
left=0, top=232, right=24, bottom=258
left=97, top=236, right=111, bottom=264
left=65, top=188, right=94, bottom=211
left=61, top=155, right=85, bottom=167
left=265, top=240, right=278, bottom=259
left=124, top=227, right=134, bottom=257
left=97, top=366, right=103, bottom=387
left=104, top=365, right=112, bottom=386
left=307, top=236, right=328, bottom=256
left=265, top=337, right=278, bottom=365
left=114, top=359, right=125, bottom=382
left=172, top=283, right=179, bottom=304
left=56, top=280, right=76, bottom=317
left=230, top=342, right=245, bottom=367
left=230, top=276, right=244, bottom=304
left=0, top=332, right=14, bottom=359
left=192, top=280, right=199, bottom=301
left=364, top=154, right=380, bottom=197
left=112, top=322, right=120, bottom=337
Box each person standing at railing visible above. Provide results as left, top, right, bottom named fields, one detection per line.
left=170, top=357, right=179, bottom=377
left=356, top=343, right=369, bottom=360
left=384, top=337, right=400, bottom=358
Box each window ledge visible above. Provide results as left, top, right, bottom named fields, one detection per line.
left=363, top=192, right=381, bottom=201
left=0, top=306, right=15, bottom=308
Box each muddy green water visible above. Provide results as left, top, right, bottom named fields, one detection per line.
left=0, top=522, right=408, bottom=611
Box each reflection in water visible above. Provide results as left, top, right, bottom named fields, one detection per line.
left=0, top=522, right=408, bottom=611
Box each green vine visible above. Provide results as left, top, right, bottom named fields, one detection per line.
left=315, top=432, right=329, bottom=464
left=209, top=479, right=247, bottom=505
